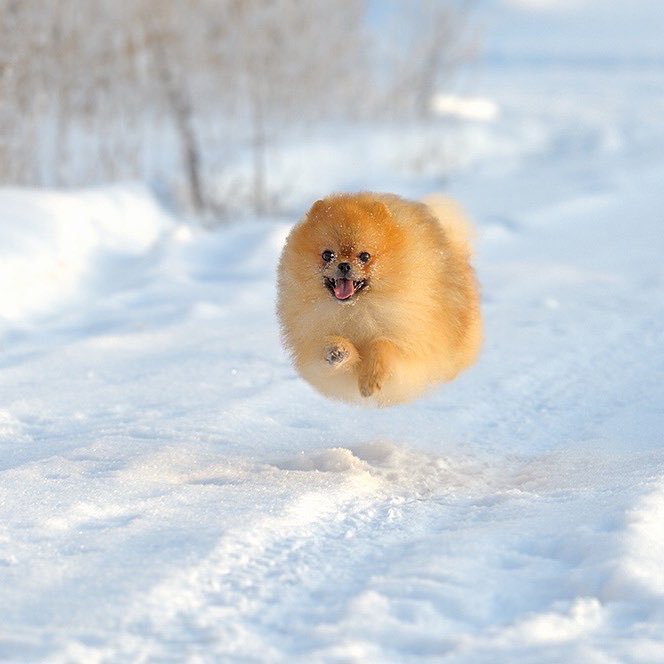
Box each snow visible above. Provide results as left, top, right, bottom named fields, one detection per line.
left=2, top=9, right=664, bottom=663
left=0, top=185, right=172, bottom=324
left=430, top=94, right=500, bottom=122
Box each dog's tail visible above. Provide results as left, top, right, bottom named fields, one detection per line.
left=422, top=194, right=475, bottom=259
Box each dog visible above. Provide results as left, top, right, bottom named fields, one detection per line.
left=276, top=192, right=481, bottom=406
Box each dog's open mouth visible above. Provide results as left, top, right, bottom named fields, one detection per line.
left=324, top=277, right=367, bottom=301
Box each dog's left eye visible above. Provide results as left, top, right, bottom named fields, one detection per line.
left=358, top=251, right=371, bottom=263
left=322, top=250, right=335, bottom=262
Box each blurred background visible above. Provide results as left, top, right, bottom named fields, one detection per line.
left=0, top=0, right=480, bottom=221
left=2, top=1, right=663, bottom=222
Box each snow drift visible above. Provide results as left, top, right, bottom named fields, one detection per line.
left=0, top=184, right=173, bottom=325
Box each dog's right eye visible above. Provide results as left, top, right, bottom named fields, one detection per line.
left=322, top=250, right=335, bottom=262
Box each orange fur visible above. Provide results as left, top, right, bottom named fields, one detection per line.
left=276, top=192, right=482, bottom=406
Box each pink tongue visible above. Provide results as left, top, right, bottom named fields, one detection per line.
left=334, top=278, right=355, bottom=300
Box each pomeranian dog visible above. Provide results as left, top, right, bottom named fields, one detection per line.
left=277, top=192, right=481, bottom=406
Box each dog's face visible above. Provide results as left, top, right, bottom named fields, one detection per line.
left=283, top=195, right=408, bottom=306
left=320, top=246, right=370, bottom=301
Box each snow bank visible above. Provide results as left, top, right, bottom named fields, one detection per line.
left=0, top=184, right=173, bottom=325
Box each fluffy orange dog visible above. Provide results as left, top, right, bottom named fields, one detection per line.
left=277, top=192, right=481, bottom=406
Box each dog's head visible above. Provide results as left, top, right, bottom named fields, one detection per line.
left=282, top=194, right=408, bottom=305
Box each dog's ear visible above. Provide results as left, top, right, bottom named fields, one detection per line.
left=366, top=200, right=391, bottom=220
left=308, top=199, right=327, bottom=220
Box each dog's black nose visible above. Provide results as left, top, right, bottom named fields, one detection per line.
left=338, top=262, right=352, bottom=275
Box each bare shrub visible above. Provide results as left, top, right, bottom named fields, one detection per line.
left=0, top=0, right=477, bottom=216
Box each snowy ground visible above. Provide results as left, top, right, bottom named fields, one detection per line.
left=2, top=14, right=664, bottom=664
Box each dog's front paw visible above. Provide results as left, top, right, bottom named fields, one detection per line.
left=323, top=336, right=359, bottom=371
left=358, top=339, right=396, bottom=397
left=325, top=344, right=350, bottom=366
left=359, top=367, right=383, bottom=397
